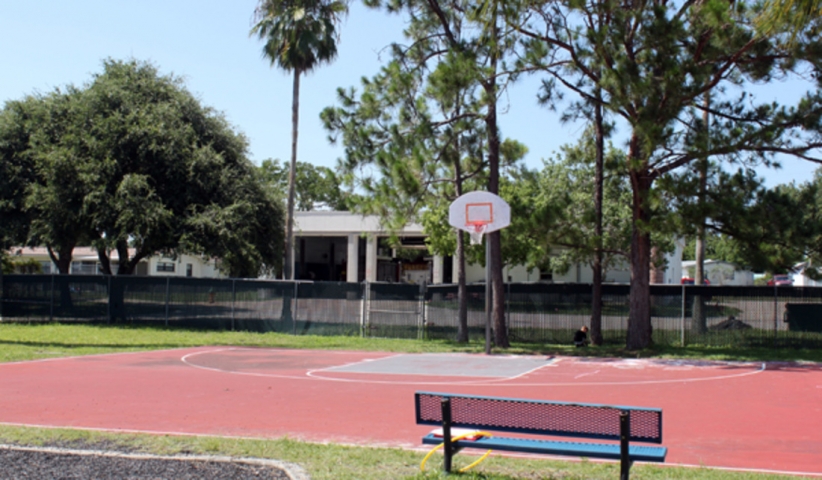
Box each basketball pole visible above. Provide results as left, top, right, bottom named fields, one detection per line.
left=485, top=234, right=492, bottom=355
left=447, top=191, right=510, bottom=356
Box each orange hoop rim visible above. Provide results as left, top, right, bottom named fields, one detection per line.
left=467, top=221, right=489, bottom=232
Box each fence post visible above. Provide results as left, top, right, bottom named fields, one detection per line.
left=773, top=283, right=779, bottom=347
left=417, top=282, right=426, bottom=340
left=506, top=281, right=511, bottom=339
left=164, top=277, right=170, bottom=327
left=0, top=268, right=4, bottom=322
left=231, top=279, right=236, bottom=331
left=49, top=274, right=55, bottom=323
left=293, top=281, right=299, bottom=336
left=106, top=275, right=111, bottom=325
left=361, top=281, right=371, bottom=338
left=681, top=284, right=686, bottom=347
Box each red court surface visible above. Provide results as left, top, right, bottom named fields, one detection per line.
left=0, top=347, right=820, bottom=477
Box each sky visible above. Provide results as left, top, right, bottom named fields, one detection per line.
left=1, top=1, right=818, bottom=188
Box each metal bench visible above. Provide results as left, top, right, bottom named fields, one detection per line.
left=415, top=391, right=666, bottom=480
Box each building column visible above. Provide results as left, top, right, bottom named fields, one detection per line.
left=452, top=255, right=461, bottom=284
left=365, top=235, right=378, bottom=282
left=346, top=234, right=359, bottom=283
left=432, top=255, right=444, bottom=284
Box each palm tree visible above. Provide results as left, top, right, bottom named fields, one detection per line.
left=251, top=0, right=347, bottom=280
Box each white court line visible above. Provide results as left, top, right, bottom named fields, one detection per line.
left=0, top=347, right=200, bottom=366
left=181, top=348, right=320, bottom=381
left=181, top=348, right=766, bottom=387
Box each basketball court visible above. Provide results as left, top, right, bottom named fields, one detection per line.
left=0, top=346, right=820, bottom=476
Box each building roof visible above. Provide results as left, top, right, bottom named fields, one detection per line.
left=7, top=246, right=135, bottom=261
left=294, top=211, right=424, bottom=236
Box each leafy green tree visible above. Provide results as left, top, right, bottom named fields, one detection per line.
left=0, top=59, right=284, bottom=279
left=1, top=255, right=13, bottom=274
left=251, top=0, right=348, bottom=280
left=701, top=169, right=822, bottom=275
left=681, top=234, right=745, bottom=265
left=180, top=167, right=285, bottom=278
left=323, top=39, right=494, bottom=342
left=331, top=0, right=521, bottom=347
left=515, top=0, right=822, bottom=349
left=259, top=158, right=347, bottom=210
left=793, top=171, right=822, bottom=278
left=77, top=59, right=284, bottom=278
left=756, top=0, right=821, bottom=41
left=0, top=88, right=93, bottom=274
left=0, top=95, right=39, bottom=262
left=530, top=144, right=633, bottom=274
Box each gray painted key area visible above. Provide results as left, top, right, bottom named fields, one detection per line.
left=322, top=354, right=554, bottom=377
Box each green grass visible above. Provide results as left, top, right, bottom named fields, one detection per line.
left=1, top=322, right=821, bottom=363
left=0, top=322, right=817, bottom=479
left=0, top=424, right=799, bottom=480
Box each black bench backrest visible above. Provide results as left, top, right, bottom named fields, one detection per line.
left=416, top=391, right=663, bottom=444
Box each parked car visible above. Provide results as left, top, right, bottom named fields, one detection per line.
left=681, top=277, right=710, bottom=285
left=767, top=274, right=793, bottom=286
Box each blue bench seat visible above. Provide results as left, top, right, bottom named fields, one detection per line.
left=421, top=432, right=667, bottom=462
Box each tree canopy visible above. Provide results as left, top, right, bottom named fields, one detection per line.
left=510, top=0, right=822, bottom=348
left=259, top=158, right=348, bottom=211
left=0, top=59, right=285, bottom=278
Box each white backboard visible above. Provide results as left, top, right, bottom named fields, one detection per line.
left=448, top=191, right=510, bottom=233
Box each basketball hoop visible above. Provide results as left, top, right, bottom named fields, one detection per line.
left=468, top=222, right=488, bottom=245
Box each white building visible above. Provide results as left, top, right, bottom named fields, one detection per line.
left=293, top=211, right=683, bottom=285
left=6, top=247, right=223, bottom=278
left=681, top=259, right=754, bottom=286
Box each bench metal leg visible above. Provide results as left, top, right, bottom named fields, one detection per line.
left=441, top=397, right=453, bottom=473
left=620, top=410, right=631, bottom=480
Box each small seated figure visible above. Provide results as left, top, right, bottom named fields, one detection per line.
left=573, top=326, right=589, bottom=348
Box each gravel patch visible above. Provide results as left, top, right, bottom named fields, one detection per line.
left=0, top=444, right=309, bottom=480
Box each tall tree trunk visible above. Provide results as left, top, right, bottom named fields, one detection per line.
left=591, top=90, right=604, bottom=346
left=47, top=244, right=75, bottom=313
left=693, top=93, right=710, bottom=335
left=626, top=137, right=653, bottom=350
left=484, top=9, right=508, bottom=349
left=115, top=240, right=133, bottom=275
left=47, top=245, right=73, bottom=275
left=278, top=68, right=301, bottom=327
left=97, top=247, right=113, bottom=276
left=456, top=230, right=469, bottom=342
left=454, top=157, right=469, bottom=343
left=104, top=244, right=126, bottom=322
left=284, top=69, right=301, bottom=281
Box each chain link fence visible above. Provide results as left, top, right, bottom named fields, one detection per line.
left=2, top=275, right=821, bottom=348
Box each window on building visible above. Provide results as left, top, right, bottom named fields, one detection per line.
left=70, top=261, right=98, bottom=275
left=186, top=264, right=193, bottom=277
left=156, top=262, right=175, bottom=273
